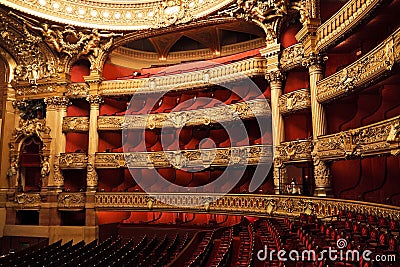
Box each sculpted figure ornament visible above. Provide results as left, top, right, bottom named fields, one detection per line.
left=7, top=156, right=18, bottom=179
left=14, top=118, right=50, bottom=139
left=387, top=122, right=400, bottom=142
left=41, top=156, right=50, bottom=178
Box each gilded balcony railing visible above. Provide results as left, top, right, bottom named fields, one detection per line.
left=276, top=139, right=313, bottom=163
left=316, top=0, right=384, bottom=52
left=279, top=43, right=304, bottom=71
left=59, top=153, right=88, bottom=169
left=14, top=193, right=41, bottom=209
left=95, top=145, right=273, bottom=168
left=97, top=99, right=270, bottom=130
left=317, top=27, right=400, bottom=103
left=315, top=115, right=400, bottom=160
left=58, top=193, right=85, bottom=210
left=62, top=117, right=89, bottom=132
left=278, top=89, right=311, bottom=114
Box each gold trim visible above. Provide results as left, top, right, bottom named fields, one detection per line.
left=317, top=28, right=399, bottom=103
left=315, top=115, right=400, bottom=160
left=58, top=193, right=85, bottom=209
left=278, top=88, right=310, bottom=114
left=279, top=43, right=304, bottom=71
left=98, top=99, right=270, bottom=130
left=276, top=139, right=313, bottom=163
left=62, top=117, right=89, bottom=132
left=95, top=145, right=272, bottom=168
left=59, top=153, right=88, bottom=169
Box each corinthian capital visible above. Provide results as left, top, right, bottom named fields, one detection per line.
left=266, top=70, right=285, bottom=83
left=86, top=95, right=104, bottom=105
left=302, top=52, right=327, bottom=69
left=44, top=96, right=71, bottom=109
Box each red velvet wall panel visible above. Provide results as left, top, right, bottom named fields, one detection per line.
left=98, top=131, right=123, bottom=152
left=97, top=169, right=125, bottom=192
left=63, top=169, right=86, bottom=192
left=324, top=53, right=356, bottom=77
left=325, top=96, right=358, bottom=134
left=65, top=133, right=88, bottom=153
left=100, top=97, right=129, bottom=116
left=280, top=23, right=301, bottom=48
left=67, top=99, right=90, bottom=117
left=283, top=112, right=312, bottom=141
left=283, top=71, right=309, bottom=94
left=103, top=62, right=136, bottom=80
left=97, top=211, right=131, bottom=225
left=70, top=60, right=90, bottom=82
left=332, top=159, right=361, bottom=200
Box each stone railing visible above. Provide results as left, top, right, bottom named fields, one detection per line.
left=58, top=193, right=85, bottom=210
left=95, top=145, right=272, bottom=168
left=317, top=27, right=400, bottom=103
left=95, top=193, right=400, bottom=219
left=279, top=43, right=304, bottom=71
left=278, top=89, right=311, bottom=114
left=276, top=139, right=313, bottom=163
left=59, top=153, right=88, bottom=169
left=98, top=99, right=270, bottom=130
left=14, top=193, right=41, bottom=208
left=315, top=115, right=400, bottom=160
left=62, top=117, right=89, bottom=132
left=99, top=57, right=266, bottom=95
left=316, top=0, right=384, bottom=52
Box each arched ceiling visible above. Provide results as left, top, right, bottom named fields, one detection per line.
left=0, top=0, right=235, bottom=30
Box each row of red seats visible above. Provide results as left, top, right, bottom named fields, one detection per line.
left=236, top=222, right=255, bottom=266
left=185, top=231, right=215, bottom=266
left=209, top=228, right=234, bottom=267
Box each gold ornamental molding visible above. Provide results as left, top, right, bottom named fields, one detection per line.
left=62, top=117, right=89, bottom=132
left=278, top=88, right=310, bottom=114
left=279, top=43, right=304, bottom=71
left=59, top=153, right=88, bottom=169
left=94, top=193, right=400, bottom=219
left=276, top=139, right=313, bottom=163
left=66, top=83, right=89, bottom=98
left=99, top=57, right=267, bottom=96
left=95, top=145, right=272, bottom=169
left=315, top=115, right=400, bottom=161
left=58, top=193, right=85, bottom=210
left=98, top=99, right=270, bottom=130
left=14, top=193, right=41, bottom=209
left=317, top=28, right=400, bottom=103
left=315, top=0, right=384, bottom=52
left=1, top=0, right=235, bottom=31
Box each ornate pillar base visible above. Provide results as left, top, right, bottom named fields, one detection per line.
left=313, top=159, right=333, bottom=197
left=314, top=187, right=333, bottom=197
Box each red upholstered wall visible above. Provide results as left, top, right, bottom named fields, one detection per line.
left=283, top=71, right=309, bottom=94
left=280, top=23, right=302, bottom=49
left=103, top=62, right=136, bottom=80
left=63, top=169, right=86, bottom=192
left=65, top=133, right=88, bottom=153
left=70, top=59, right=90, bottom=82
left=67, top=99, right=90, bottom=117
left=324, top=53, right=356, bottom=77
left=284, top=111, right=312, bottom=141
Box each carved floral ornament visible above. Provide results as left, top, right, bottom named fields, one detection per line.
left=13, top=118, right=51, bottom=140
left=15, top=193, right=41, bottom=207
left=58, top=193, right=85, bottom=209
left=278, top=88, right=311, bottom=114
left=276, top=139, right=313, bottom=162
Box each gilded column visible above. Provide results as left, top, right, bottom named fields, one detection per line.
left=86, top=94, right=103, bottom=191
left=305, top=53, right=332, bottom=197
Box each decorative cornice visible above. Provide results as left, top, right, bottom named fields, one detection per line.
left=14, top=193, right=41, bottom=209
left=98, top=99, right=270, bottom=130
left=278, top=88, right=311, bottom=114
left=315, top=0, right=384, bottom=52
left=317, top=29, right=399, bottom=103
left=279, top=43, right=304, bottom=71
left=315, top=116, right=400, bottom=161
left=99, top=57, right=266, bottom=96
left=66, top=83, right=89, bottom=98
left=59, top=153, right=88, bottom=169
left=1, top=0, right=234, bottom=31
left=94, top=193, right=400, bottom=219
left=62, top=117, right=89, bottom=132
left=95, top=145, right=272, bottom=168
left=276, top=139, right=313, bottom=163
left=58, top=193, right=85, bottom=210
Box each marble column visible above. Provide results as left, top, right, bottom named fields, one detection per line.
left=307, top=54, right=332, bottom=197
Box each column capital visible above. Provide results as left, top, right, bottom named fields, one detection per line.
left=83, top=73, right=104, bottom=84
left=44, top=96, right=71, bottom=109
left=266, top=70, right=286, bottom=84
left=302, top=52, right=327, bottom=71
left=86, top=94, right=104, bottom=106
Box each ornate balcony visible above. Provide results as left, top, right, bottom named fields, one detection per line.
left=95, top=193, right=400, bottom=219
left=317, top=27, right=399, bottom=103
left=97, top=99, right=270, bottom=130
left=276, top=139, right=313, bottom=163
left=14, top=193, right=41, bottom=209
left=279, top=43, right=304, bottom=71
left=62, top=117, right=89, bottom=132
left=99, top=57, right=266, bottom=96
left=315, top=115, right=400, bottom=160
left=58, top=193, right=85, bottom=210
left=278, top=89, right=311, bottom=114
left=316, top=0, right=384, bottom=52
left=59, top=153, right=88, bottom=169
left=95, top=145, right=272, bottom=168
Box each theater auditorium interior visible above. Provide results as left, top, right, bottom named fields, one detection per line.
left=0, top=0, right=399, bottom=266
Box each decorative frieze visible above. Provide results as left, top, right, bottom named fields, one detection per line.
left=58, top=193, right=85, bottom=209
left=14, top=193, right=41, bottom=208
left=316, top=0, right=384, bottom=52
left=99, top=57, right=266, bottom=95
left=98, top=99, right=270, bottom=130
left=315, top=116, right=400, bottom=160
left=279, top=43, right=304, bottom=71
left=95, top=145, right=272, bottom=168
left=62, top=117, right=89, bottom=132
left=59, top=153, right=88, bottom=169
left=95, top=193, right=400, bottom=219
left=66, top=83, right=89, bottom=98
left=278, top=89, right=311, bottom=114
left=317, top=28, right=400, bottom=103
left=276, top=139, right=313, bottom=163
